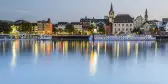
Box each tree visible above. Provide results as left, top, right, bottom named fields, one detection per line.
left=0, top=22, right=11, bottom=34
left=65, top=24, right=74, bottom=34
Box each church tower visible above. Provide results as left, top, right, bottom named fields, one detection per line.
left=145, top=9, right=148, bottom=22
left=107, top=3, right=114, bottom=35
left=109, top=3, right=114, bottom=23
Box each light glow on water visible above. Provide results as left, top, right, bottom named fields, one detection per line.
left=89, top=50, right=98, bottom=76
left=0, top=40, right=168, bottom=84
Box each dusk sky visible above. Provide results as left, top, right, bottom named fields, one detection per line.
left=0, top=0, right=168, bottom=23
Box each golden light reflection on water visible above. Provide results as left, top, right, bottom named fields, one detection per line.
left=127, top=42, right=131, bottom=56
left=97, top=42, right=100, bottom=56
left=155, top=42, right=158, bottom=56
left=63, top=41, right=68, bottom=56
left=104, top=42, right=106, bottom=55
left=6, top=40, right=157, bottom=70
left=34, top=41, right=39, bottom=64
left=117, top=42, right=120, bottom=58
left=89, top=49, right=98, bottom=76
left=135, top=42, right=139, bottom=57
left=11, top=40, right=19, bottom=68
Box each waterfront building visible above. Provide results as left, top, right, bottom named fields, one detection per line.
left=57, top=22, right=68, bottom=30
left=37, top=21, right=45, bottom=34
left=112, top=14, right=134, bottom=34
left=31, top=23, right=38, bottom=34
left=165, top=23, right=168, bottom=32
left=80, top=16, right=108, bottom=34
left=71, top=22, right=82, bottom=32
left=80, top=16, right=92, bottom=31
left=134, top=15, right=145, bottom=28
left=37, top=18, right=53, bottom=35
left=140, top=20, right=157, bottom=34
left=45, top=18, right=53, bottom=35
left=162, top=18, right=168, bottom=23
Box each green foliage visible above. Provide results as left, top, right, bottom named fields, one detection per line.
left=65, top=24, right=74, bottom=34
left=131, top=28, right=143, bottom=34
left=97, top=23, right=105, bottom=34
left=0, top=22, right=11, bottom=34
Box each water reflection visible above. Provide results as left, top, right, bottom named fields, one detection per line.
left=89, top=48, right=98, bottom=76
left=0, top=40, right=167, bottom=73
left=11, top=40, right=20, bottom=68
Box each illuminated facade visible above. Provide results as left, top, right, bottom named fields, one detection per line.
left=37, top=18, right=53, bottom=35
left=57, top=22, right=68, bottom=30
left=45, top=18, right=53, bottom=35
left=71, top=22, right=82, bottom=31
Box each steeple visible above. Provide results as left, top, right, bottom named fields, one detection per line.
left=109, top=2, right=114, bottom=23
left=145, top=9, right=148, bottom=21
left=109, top=2, right=113, bottom=13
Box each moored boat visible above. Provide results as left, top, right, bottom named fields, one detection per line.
left=38, top=35, right=52, bottom=40
left=89, top=35, right=156, bottom=41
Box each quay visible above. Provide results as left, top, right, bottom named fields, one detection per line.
left=153, top=35, right=168, bottom=39
left=0, top=34, right=90, bottom=40
left=1, top=34, right=168, bottom=40
left=52, top=35, right=89, bottom=40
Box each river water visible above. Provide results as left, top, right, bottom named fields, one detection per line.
left=0, top=40, right=168, bottom=84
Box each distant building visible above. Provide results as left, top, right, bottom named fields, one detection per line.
left=37, top=18, right=53, bottom=35
left=140, top=21, right=157, bottom=33
left=113, top=14, right=134, bottom=34
left=134, top=15, right=144, bottom=28
left=37, top=21, right=45, bottom=34
left=71, top=22, right=82, bottom=31
left=80, top=16, right=109, bottom=34
left=166, top=23, right=168, bottom=32
left=162, top=18, right=168, bottom=23
left=80, top=16, right=91, bottom=30
left=31, top=23, right=38, bottom=34
left=57, top=22, right=68, bottom=30
left=104, top=16, right=109, bottom=20
left=45, top=18, right=53, bottom=35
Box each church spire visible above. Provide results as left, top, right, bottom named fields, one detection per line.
left=109, top=2, right=113, bottom=12
left=145, top=9, right=148, bottom=21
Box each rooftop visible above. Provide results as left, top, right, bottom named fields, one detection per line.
left=114, top=14, right=134, bottom=23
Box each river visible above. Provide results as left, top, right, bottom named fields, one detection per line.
left=0, top=40, right=168, bottom=84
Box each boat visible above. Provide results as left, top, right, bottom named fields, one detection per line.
left=38, top=35, right=52, bottom=40
left=89, top=35, right=156, bottom=41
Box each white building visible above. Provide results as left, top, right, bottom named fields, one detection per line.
left=71, top=22, right=82, bottom=31
left=113, top=14, right=134, bottom=34
left=57, top=22, right=68, bottom=30
left=134, top=15, right=144, bottom=28
left=141, top=22, right=151, bottom=32
left=165, top=23, right=168, bottom=32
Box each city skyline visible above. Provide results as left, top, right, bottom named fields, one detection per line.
left=0, top=0, right=168, bottom=23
